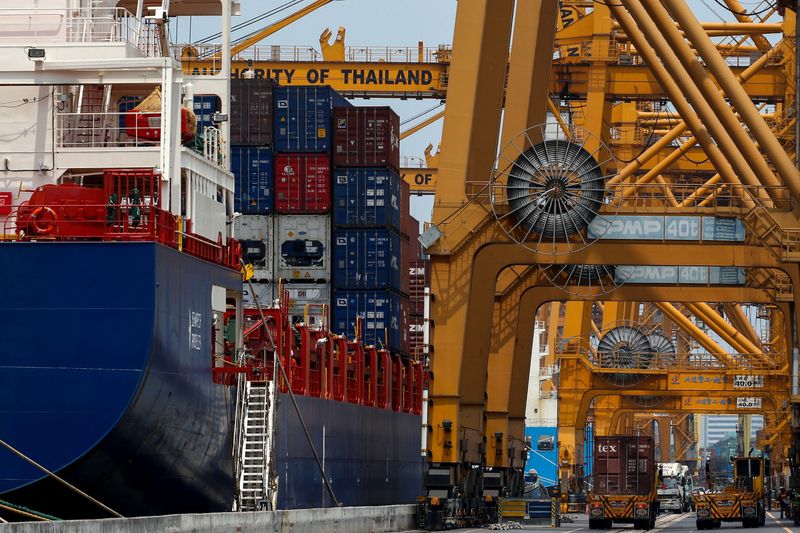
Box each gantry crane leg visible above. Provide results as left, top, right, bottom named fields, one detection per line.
left=483, top=268, right=539, bottom=505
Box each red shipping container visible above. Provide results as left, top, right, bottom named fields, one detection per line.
left=275, top=154, right=331, bottom=214
left=333, top=107, right=400, bottom=170
left=304, top=155, right=331, bottom=213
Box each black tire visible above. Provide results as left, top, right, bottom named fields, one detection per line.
left=713, top=519, right=721, bottom=528
left=588, top=519, right=600, bottom=530
left=696, top=522, right=708, bottom=530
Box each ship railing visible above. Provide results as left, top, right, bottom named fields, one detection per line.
left=172, top=43, right=448, bottom=65
left=202, top=126, right=225, bottom=166
left=400, top=156, right=427, bottom=168
left=0, top=7, right=159, bottom=56
left=582, top=350, right=786, bottom=373
left=55, top=110, right=163, bottom=149
left=4, top=201, right=241, bottom=270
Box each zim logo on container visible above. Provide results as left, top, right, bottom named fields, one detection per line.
left=337, top=118, right=347, bottom=129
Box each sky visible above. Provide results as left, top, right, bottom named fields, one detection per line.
left=169, top=0, right=757, bottom=225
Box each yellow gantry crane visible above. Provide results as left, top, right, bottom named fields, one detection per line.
left=412, top=0, right=800, bottom=529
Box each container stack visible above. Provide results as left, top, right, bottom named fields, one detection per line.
left=330, top=106, right=408, bottom=352
left=270, top=86, right=350, bottom=325
left=231, top=78, right=277, bottom=312
left=230, top=82, right=417, bottom=351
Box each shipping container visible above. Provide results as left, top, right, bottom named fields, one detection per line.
left=333, top=290, right=402, bottom=352
left=285, top=282, right=331, bottom=328
left=593, top=436, right=654, bottom=496
left=192, top=95, right=222, bottom=134
left=243, top=281, right=274, bottom=308
left=231, top=146, right=274, bottom=214
left=333, top=107, right=400, bottom=170
left=333, top=229, right=402, bottom=291
left=332, top=167, right=401, bottom=229
left=409, top=259, right=428, bottom=316
left=275, top=215, right=331, bottom=281
left=230, top=78, right=274, bottom=146
left=234, top=215, right=273, bottom=280
left=273, top=86, right=350, bottom=153
left=274, top=154, right=331, bottom=214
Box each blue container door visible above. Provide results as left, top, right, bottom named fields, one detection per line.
left=333, top=290, right=401, bottom=351
left=192, top=95, right=221, bottom=133
left=231, top=146, right=273, bottom=214
left=333, top=229, right=401, bottom=291
left=333, top=169, right=402, bottom=229
left=333, top=170, right=359, bottom=226
left=274, top=87, right=341, bottom=152
left=365, top=170, right=401, bottom=228
left=305, top=87, right=331, bottom=152
left=364, top=229, right=401, bottom=290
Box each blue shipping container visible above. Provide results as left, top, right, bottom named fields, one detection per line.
left=192, top=95, right=221, bottom=133
left=333, top=290, right=402, bottom=351
left=231, top=146, right=274, bottom=214
left=333, top=229, right=402, bottom=291
left=273, top=86, right=350, bottom=153
left=333, top=168, right=401, bottom=229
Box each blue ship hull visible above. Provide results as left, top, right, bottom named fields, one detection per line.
left=0, top=242, right=242, bottom=519
left=275, top=393, right=423, bottom=509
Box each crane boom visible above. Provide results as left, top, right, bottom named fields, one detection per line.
left=230, top=0, right=334, bottom=57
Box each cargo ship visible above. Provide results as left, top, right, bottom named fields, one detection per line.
left=0, top=0, right=424, bottom=521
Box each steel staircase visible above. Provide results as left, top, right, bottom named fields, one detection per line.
left=71, top=84, right=112, bottom=147
left=235, top=380, right=276, bottom=511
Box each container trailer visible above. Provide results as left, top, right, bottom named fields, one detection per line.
left=588, top=435, right=659, bottom=530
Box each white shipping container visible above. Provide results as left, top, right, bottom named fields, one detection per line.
left=243, top=282, right=274, bottom=308
left=285, top=282, right=331, bottom=328
left=235, top=215, right=274, bottom=281
left=275, top=215, right=331, bottom=281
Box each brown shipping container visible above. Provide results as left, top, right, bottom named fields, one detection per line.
left=230, top=78, right=274, bottom=146
left=593, top=436, right=654, bottom=496
left=333, top=107, right=400, bottom=170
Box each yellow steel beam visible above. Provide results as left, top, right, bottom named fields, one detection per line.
left=655, top=302, right=738, bottom=366
left=607, top=1, right=766, bottom=207
left=683, top=302, right=774, bottom=367
left=401, top=167, right=436, bottom=194
left=400, top=110, right=444, bottom=140
left=628, top=0, right=779, bottom=204
left=426, top=0, right=516, bottom=465
left=607, top=41, right=781, bottom=190
left=666, top=0, right=800, bottom=204
left=178, top=60, right=787, bottom=100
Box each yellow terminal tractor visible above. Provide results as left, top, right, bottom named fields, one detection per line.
left=695, top=456, right=768, bottom=529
